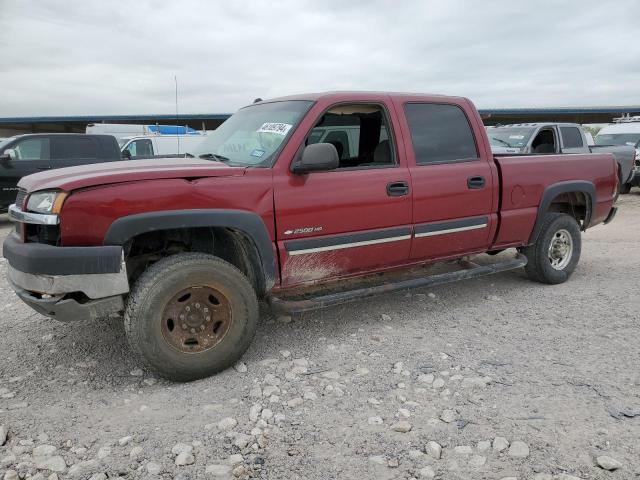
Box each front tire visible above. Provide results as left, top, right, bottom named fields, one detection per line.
left=522, top=213, right=581, bottom=284
left=124, top=253, right=258, bottom=381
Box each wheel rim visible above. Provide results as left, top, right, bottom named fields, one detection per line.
left=161, top=286, right=232, bottom=353
left=547, top=228, right=573, bottom=270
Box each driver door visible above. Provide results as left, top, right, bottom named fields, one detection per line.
left=0, top=136, right=51, bottom=207
left=273, top=101, right=413, bottom=287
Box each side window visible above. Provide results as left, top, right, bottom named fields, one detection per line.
left=13, top=138, right=50, bottom=161
left=404, top=103, right=478, bottom=164
left=56, top=137, right=99, bottom=159
left=323, top=130, right=350, bottom=159
left=560, top=127, right=583, bottom=149
left=129, top=139, right=153, bottom=156
left=306, top=104, right=395, bottom=168
left=531, top=128, right=557, bottom=154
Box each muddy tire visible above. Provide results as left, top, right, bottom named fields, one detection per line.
left=522, top=213, right=581, bottom=285
left=124, top=253, right=258, bottom=381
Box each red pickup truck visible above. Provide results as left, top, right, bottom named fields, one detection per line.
left=4, top=92, right=618, bottom=381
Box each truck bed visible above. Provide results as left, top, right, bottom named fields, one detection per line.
left=492, top=153, right=617, bottom=248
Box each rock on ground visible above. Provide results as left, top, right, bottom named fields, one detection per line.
left=596, top=455, right=622, bottom=471
left=493, top=436, right=510, bottom=452
left=425, top=441, right=442, bottom=459
left=205, top=464, right=233, bottom=478
left=390, top=421, right=411, bottom=433
left=507, top=440, right=529, bottom=458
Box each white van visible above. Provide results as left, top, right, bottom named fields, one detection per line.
left=119, top=135, right=207, bottom=158
left=86, top=123, right=153, bottom=140
left=86, top=123, right=201, bottom=141
left=595, top=122, right=640, bottom=153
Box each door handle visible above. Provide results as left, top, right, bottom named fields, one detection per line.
left=387, top=181, right=409, bottom=197
left=37, top=166, right=51, bottom=170
left=467, top=176, right=486, bottom=189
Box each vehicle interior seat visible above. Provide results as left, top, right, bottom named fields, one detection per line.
left=328, top=140, right=344, bottom=159
left=373, top=140, right=391, bottom=164
left=532, top=129, right=556, bottom=154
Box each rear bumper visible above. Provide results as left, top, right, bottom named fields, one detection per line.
left=3, top=233, right=129, bottom=320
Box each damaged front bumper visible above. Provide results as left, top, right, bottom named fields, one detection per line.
left=3, top=232, right=129, bottom=321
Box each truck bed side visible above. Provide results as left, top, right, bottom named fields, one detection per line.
left=492, top=153, right=617, bottom=248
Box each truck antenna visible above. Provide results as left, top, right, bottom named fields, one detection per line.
left=175, top=75, right=180, bottom=155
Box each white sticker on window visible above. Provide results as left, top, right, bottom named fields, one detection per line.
left=257, top=122, right=293, bottom=136
left=509, top=135, right=525, bottom=139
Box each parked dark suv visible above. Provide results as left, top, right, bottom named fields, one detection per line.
left=0, top=133, right=122, bottom=211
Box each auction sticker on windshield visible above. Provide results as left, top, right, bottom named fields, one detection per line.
left=257, top=122, right=293, bottom=136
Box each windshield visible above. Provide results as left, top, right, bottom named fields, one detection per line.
left=0, top=136, right=18, bottom=150
left=486, top=127, right=535, bottom=148
left=594, top=133, right=640, bottom=147
left=192, top=100, right=313, bottom=166
left=117, top=138, right=130, bottom=148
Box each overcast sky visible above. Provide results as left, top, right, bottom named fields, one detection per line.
left=1, top=0, right=639, bottom=116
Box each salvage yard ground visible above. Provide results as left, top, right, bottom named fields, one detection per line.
left=0, top=192, right=639, bottom=480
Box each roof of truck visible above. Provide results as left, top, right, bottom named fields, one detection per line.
left=255, top=91, right=468, bottom=104
left=487, top=122, right=581, bottom=128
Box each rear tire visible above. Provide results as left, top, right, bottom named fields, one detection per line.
left=522, top=213, right=581, bottom=284
left=124, top=253, right=258, bottom=381
left=619, top=182, right=632, bottom=195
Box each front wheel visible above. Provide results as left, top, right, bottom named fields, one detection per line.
left=522, top=213, right=581, bottom=284
left=124, top=253, right=258, bottom=381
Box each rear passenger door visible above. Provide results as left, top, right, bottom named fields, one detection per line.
left=52, top=136, right=102, bottom=168
left=395, top=100, right=496, bottom=261
left=559, top=126, right=586, bottom=153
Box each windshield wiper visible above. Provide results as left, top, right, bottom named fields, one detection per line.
left=199, top=153, right=231, bottom=163
left=491, top=137, right=513, bottom=147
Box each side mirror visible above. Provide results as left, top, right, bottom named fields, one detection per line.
left=292, top=143, right=339, bottom=174
left=0, top=149, right=15, bottom=165
left=122, top=149, right=132, bottom=160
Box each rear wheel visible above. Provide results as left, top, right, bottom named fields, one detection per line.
left=124, top=253, right=258, bottom=381
left=522, top=213, right=581, bottom=284
left=619, top=182, right=632, bottom=195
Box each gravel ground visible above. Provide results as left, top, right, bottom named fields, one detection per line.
left=0, top=192, right=639, bottom=480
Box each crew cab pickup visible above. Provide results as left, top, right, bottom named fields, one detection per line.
left=3, top=92, right=619, bottom=381
left=487, top=123, right=636, bottom=194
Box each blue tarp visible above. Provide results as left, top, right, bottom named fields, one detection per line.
left=147, top=125, right=199, bottom=135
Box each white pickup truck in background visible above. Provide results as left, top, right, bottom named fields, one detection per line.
left=487, top=122, right=637, bottom=194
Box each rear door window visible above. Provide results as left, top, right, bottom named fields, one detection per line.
left=560, top=127, right=584, bottom=149
left=404, top=103, right=478, bottom=164
left=53, top=137, right=99, bottom=160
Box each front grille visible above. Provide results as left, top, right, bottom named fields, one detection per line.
left=15, top=188, right=27, bottom=209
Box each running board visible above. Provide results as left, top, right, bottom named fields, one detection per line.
left=268, top=253, right=528, bottom=314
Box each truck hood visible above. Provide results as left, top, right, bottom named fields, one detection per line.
left=18, top=158, right=246, bottom=193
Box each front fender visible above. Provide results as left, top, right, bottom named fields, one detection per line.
left=104, top=209, right=276, bottom=289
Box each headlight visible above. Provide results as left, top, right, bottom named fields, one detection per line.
left=26, top=190, right=68, bottom=214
